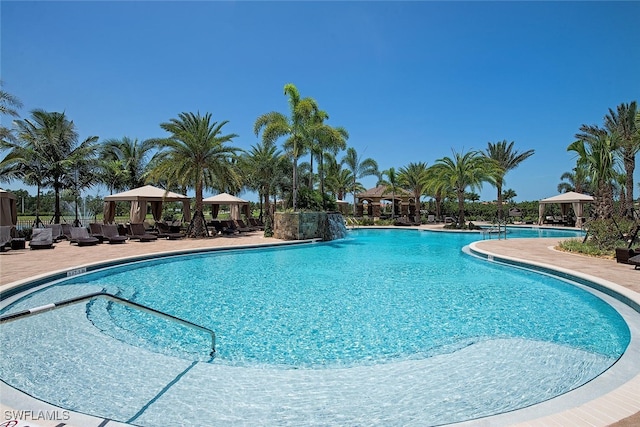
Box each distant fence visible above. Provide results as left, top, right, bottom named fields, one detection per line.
left=15, top=216, right=97, bottom=230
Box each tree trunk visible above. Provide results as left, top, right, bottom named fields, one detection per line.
left=624, top=155, right=636, bottom=218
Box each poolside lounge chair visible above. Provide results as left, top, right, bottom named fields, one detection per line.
left=101, top=224, right=128, bottom=244
left=156, top=221, right=185, bottom=240
left=29, top=228, right=55, bottom=250
left=61, top=223, right=73, bottom=240
left=89, top=223, right=106, bottom=242
left=233, top=219, right=253, bottom=232
left=128, top=223, right=158, bottom=242
left=69, top=227, right=100, bottom=246
left=45, top=224, right=65, bottom=242
left=615, top=247, right=640, bottom=264
left=248, top=218, right=265, bottom=231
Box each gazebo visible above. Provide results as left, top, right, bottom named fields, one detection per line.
left=103, top=185, right=191, bottom=224
left=203, top=193, right=250, bottom=220
left=0, top=189, right=18, bottom=227
left=355, top=185, right=415, bottom=219
left=538, top=191, right=594, bottom=228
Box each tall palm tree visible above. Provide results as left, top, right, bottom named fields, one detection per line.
left=11, top=110, right=99, bottom=224
left=483, top=140, right=534, bottom=220
left=429, top=149, right=497, bottom=226
left=568, top=124, right=619, bottom=219
left=341, top=147, right=379, bottom=216
left=604, top=101, right=639, bottom=218
left=148, top=112, right=240, bottom=238
left=254, top=83, right=319, bottom=211
left=101, top=136, right=156, bottom=189
left=399, top=162, right=429, bottom=223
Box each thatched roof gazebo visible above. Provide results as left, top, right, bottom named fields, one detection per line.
left=355, top=185, right=415, bottom=219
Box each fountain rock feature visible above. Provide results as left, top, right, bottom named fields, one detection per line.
left=273, top=212, right=347, bottom=241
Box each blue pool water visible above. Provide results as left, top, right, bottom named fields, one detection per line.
left=0, top=227, right=632, bottom=426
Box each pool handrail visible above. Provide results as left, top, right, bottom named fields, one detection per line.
left=0, top=291, right=216, bottom=357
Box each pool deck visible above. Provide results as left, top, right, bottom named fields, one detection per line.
left=0, top=225, right=639, bottom=426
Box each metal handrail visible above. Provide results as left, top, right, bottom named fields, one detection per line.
left=0, top=291, right=216, bottom=357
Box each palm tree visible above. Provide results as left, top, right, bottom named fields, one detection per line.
left=101, top=136, right=156, bottom=189
left=429, top=149, right=497, bottom=226
left=254, top=83, right=319, bottom=211
left=557, top=164, right=591, bottom=194
left=0, top=82, right=22, bottom=144
left=312, top=123, right=348, bottom=208
left=148, top=112, right=240, bottom=238
left=98, top=159, right=129, bottom=195
left=11, top=110, right=99, bottom=224
left=379, top=167, right=400, bottom=219
left=239, top=140, right=286, bottom=221
left=341, top=147, right=379, bottom=216
left=604, top=101, right=639, bottom=218
left=568, top=124, right=619, bottom=219
left=399, top=162, right=429, bottom=223
left=0, top=135, right=48, bottom=226
left=325, top=154, right=354, bottom=201
left=483, top=140, right=534, bottom=220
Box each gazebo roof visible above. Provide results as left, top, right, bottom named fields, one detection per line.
left=202, top=193, right=249, bottom=204
left=539, top=191, right=594, bottom=204
left=357, top=185, right=412, bottom=199
left=104, top=185, right=189, bottom=202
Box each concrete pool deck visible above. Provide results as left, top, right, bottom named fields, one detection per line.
left=0, top=225, right=638, bottom=426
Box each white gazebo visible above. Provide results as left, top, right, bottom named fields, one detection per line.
left=538, top=191, right=594, bottom=228
left=203, top=193, right=250, bottom=220
left=103, top=185, right=191, bottom=224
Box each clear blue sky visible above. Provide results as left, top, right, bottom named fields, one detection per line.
left=2, top=1, right=639, bottom=202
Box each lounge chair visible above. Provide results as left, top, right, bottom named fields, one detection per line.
left=61, top=223, right=73, bottom=240
left=615, top=247, right=640, bottom=264
left=89, top=223, right=106, bottom=242
left=233, top=219, right=253, bottom=232
left=156, top=221, right=185, bottom=240
left=629, top=254, right=640, bottom=270
left=128, top=223, right=158, bottom=242
left=101, top=224, right=128, bottom=244
left=209, top=220, right=234, bottom=235
left=45, top=224, right=65, bottom=242
left=394, top=217, right=415, bottom=226
left=29, top=228, right=55, bottom=250
left=248, top=218, right=265, bottom=231
left=69, top=227, right=100, bottom=246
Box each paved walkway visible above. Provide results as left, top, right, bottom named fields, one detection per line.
left=1, top=227, right=639, bottom=426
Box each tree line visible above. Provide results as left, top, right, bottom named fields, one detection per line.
left=1, top=81, right=638, bottom=237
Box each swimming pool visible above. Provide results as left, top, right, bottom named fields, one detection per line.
left=0, top=227, right=634, bottom=426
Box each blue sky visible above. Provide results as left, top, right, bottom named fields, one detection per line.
left=2, top=1, right=639, bottom=202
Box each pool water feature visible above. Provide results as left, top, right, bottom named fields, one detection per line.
left=0, top=227, right=632, bottom=426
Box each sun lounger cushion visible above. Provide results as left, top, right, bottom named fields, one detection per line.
left=70, top=227, right=100, bottom=246
left=29, top=228, right=54, bottom=249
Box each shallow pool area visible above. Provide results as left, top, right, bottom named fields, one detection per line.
left=1, top=227, right=638, bottom=426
